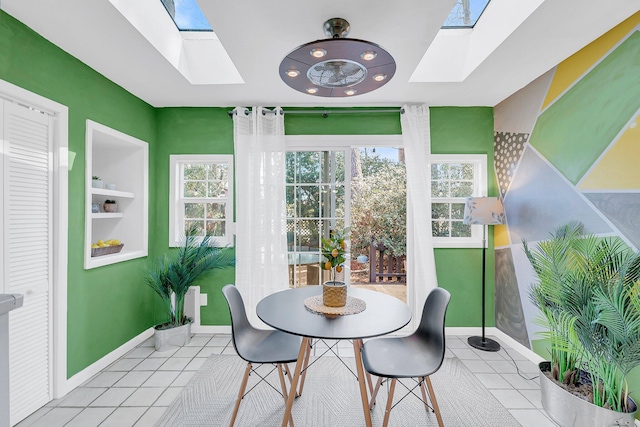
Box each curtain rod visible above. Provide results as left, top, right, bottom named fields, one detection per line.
left=227, top=108, right=404, bottom=118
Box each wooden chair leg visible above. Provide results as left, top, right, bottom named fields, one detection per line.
left=419, top=377, right=430, bottom=414
left=296, top=338, right=313, bottom=396
left=230, top=362, right=252, bottom=427
left=277, top=363, right=289, bottom=401
left=424, top=376, right=444, bottom=427
left=277, top=364, right=295, bottom=427
left=366, top=371, right=375, bottom=395
left=284, top=362, right=293, bottom=383
left=382, top=378, right=396, bottom=427
left=369, top=376, right=383, bottom=408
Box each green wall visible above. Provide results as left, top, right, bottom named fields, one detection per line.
left=154, top=108, right=236, bottom=326
left=431, top=107, right=498, bottom=326
left=285, top=108, right=402, bottom=135
left=0, top=11, right=157, bottom=377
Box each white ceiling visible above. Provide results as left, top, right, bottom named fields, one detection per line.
left=2, top=0, right=639, bottom=108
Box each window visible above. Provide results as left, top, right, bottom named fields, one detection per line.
left=160, top=0, right=213, bottom=31
left=441, top=0, right=491, bottom=28
left=169, top=155, right=233, bottom=247
left=431, top=154, right=487, bottom=248
left=285, top=150, right=349, bottom=287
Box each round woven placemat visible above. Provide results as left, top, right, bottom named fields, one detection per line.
left=304, top=295, right=366, bottom=316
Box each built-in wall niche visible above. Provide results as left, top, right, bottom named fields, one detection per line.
left=84, top=120, right=148, bottom=269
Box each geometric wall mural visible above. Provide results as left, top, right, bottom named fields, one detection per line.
left=504, top=147, right=612, bottom=244
left=578, top=110, right=640, bottom=190
left=584, top=192, right=640, bottom=250
left=494, top=132, right=528, bottom=198
left=493, top=20, right=640, bottom=409
left=495, top=248, right=529, bottom=348
left=528, top=30, right=640, bottom=185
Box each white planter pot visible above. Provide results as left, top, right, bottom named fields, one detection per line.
left=91, top=179, right=104, bottom=189
left=539, top=362, right=638, bottom=427
left=154, top=322, right=192, bottom=352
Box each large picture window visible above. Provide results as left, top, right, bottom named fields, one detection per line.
left=169, top=154, right=234, bottom=247
left=431, top=154, right=487, bottom=248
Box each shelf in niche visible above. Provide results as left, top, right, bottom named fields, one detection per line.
left=92, top=188, right=135, bottom=198
left=84, top=119, right=148, bottom=270
left=88, top=249, right=146, bottom=269
left=92, top=212, right=124, bottom=219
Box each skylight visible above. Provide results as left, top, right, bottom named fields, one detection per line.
left=442, top=0, right=491, bottom=28
left=161, top=0, right=212, bottom=31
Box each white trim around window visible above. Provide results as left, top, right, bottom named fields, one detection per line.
left=431, top=154, right=487, bottom=248
left=169, top=154, right=234, bottom=247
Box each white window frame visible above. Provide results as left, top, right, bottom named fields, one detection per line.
left=169, top=154, right=234, bottom=247
left=431, top=154, right=487, bottom=248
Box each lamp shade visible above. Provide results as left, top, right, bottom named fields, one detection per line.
left=463, top=197, right=505, bottom=225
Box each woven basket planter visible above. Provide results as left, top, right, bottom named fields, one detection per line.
left=322, top=281, right=347, bottom=307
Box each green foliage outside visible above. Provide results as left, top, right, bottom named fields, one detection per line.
left=284, top=148, right=406, bottom=257
left=351, top=149, right=406, bottom=257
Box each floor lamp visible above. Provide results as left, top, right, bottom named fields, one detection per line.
left=463, top=196, right=505, bottom=352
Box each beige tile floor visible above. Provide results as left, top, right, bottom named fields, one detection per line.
left=17, top=333, right=557, bottom=427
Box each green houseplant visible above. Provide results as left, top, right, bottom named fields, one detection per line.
left=320, top=227, right=349, bottom=307
left=91, top=175, right=104, bottom=189
left=145, top=225, right=235, bottom=351
left=523, top=222, right=639, bottom=426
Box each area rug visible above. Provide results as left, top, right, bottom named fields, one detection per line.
left=156, top=355, right=520, bottom=426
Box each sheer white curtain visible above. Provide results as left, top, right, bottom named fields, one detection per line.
left=233, top=107, right=289, bottom=322
left=401, top=104, right=439, bottom=321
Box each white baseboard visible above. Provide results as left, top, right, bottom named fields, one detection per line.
left=444, top=327, right=482, bottom=336
left=444, top=327, right=545, bottom=365
left=59, top=328, right=154, bottom=397
left=191, top=325, right=231, bottom=334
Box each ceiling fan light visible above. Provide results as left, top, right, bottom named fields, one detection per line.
left=361, top=51, right=377, bottom=61
left=279, top=18, right=395, bottom=97
left=310, top=48, right=327, bottom=58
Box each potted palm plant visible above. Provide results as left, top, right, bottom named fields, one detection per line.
left=523, top=222, right=639, bottom=426
left=321, top=227, right=349, bottom=307
left=145, top=225, right=235, bottom=351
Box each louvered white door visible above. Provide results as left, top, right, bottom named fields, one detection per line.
left=1, top=100, right=53, bottom=425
